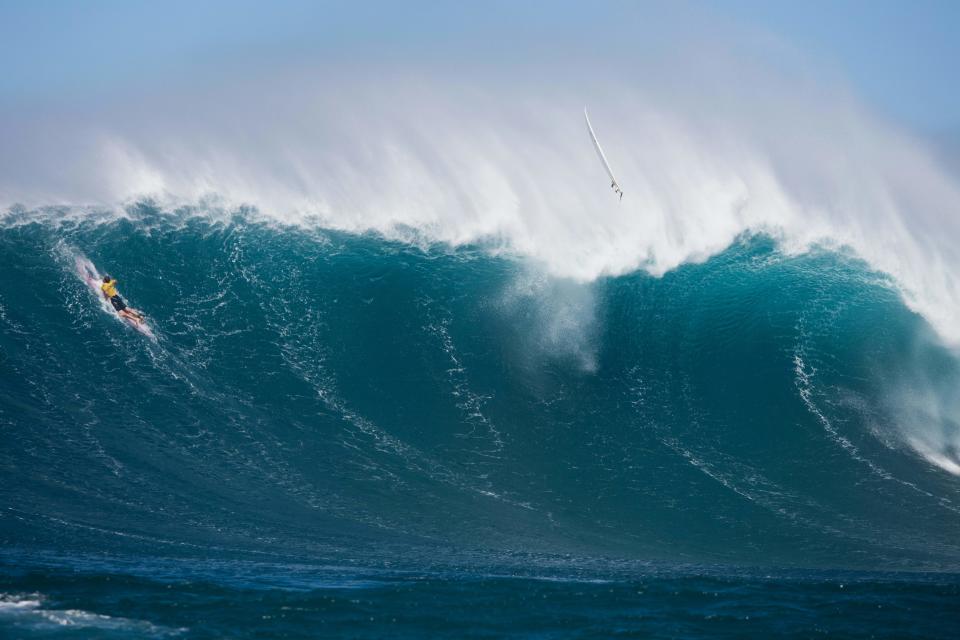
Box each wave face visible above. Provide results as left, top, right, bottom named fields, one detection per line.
left=2, top=205, right=959, bottom=575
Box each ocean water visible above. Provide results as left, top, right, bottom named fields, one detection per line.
left=2, top=204, right=960, bottom=638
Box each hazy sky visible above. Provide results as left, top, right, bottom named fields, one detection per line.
left=1, top=0, right=958, bottom=133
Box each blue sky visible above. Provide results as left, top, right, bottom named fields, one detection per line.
left=1, top=0, right=958, bottom=132
left=723, top=0, right=960, bottom=132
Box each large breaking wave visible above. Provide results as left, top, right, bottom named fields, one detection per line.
left=2, top=209, right=959, bottom=572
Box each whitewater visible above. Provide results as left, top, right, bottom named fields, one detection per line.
left=2, top=63, right=960, bottom=636
left=3, top=67, right=960, bottom=333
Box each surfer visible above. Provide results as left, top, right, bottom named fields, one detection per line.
left=101, top=276, right=145, bottom=324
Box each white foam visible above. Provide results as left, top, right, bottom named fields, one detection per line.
left=910, top=440, right=960, bottom=476
left=0, top=593, right=43, bottom=610
left=889, top=384, right=960, bottom=478
left=2, top=63, right=960, bottom=344
left=0, top=592, right=185, bottom=636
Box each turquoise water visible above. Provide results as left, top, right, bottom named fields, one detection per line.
left=2, top=204, right=959, bottom=637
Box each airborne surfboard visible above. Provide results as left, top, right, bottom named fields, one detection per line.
left=584, top=107, right=624, bottom=201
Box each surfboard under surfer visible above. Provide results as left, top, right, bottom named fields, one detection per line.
left=100, top=276, right=145, bottom=325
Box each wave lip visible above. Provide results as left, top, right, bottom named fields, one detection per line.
left=4, top=58, right=960, bottom=346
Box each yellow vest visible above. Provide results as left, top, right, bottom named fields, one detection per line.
left=101, top=280, right=118, bottom=297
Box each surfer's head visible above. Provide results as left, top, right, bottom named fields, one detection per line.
left=103, top=276, right=111, bottom=283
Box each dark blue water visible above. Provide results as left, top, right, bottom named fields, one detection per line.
left=2, top=204, right=959, bottom=637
